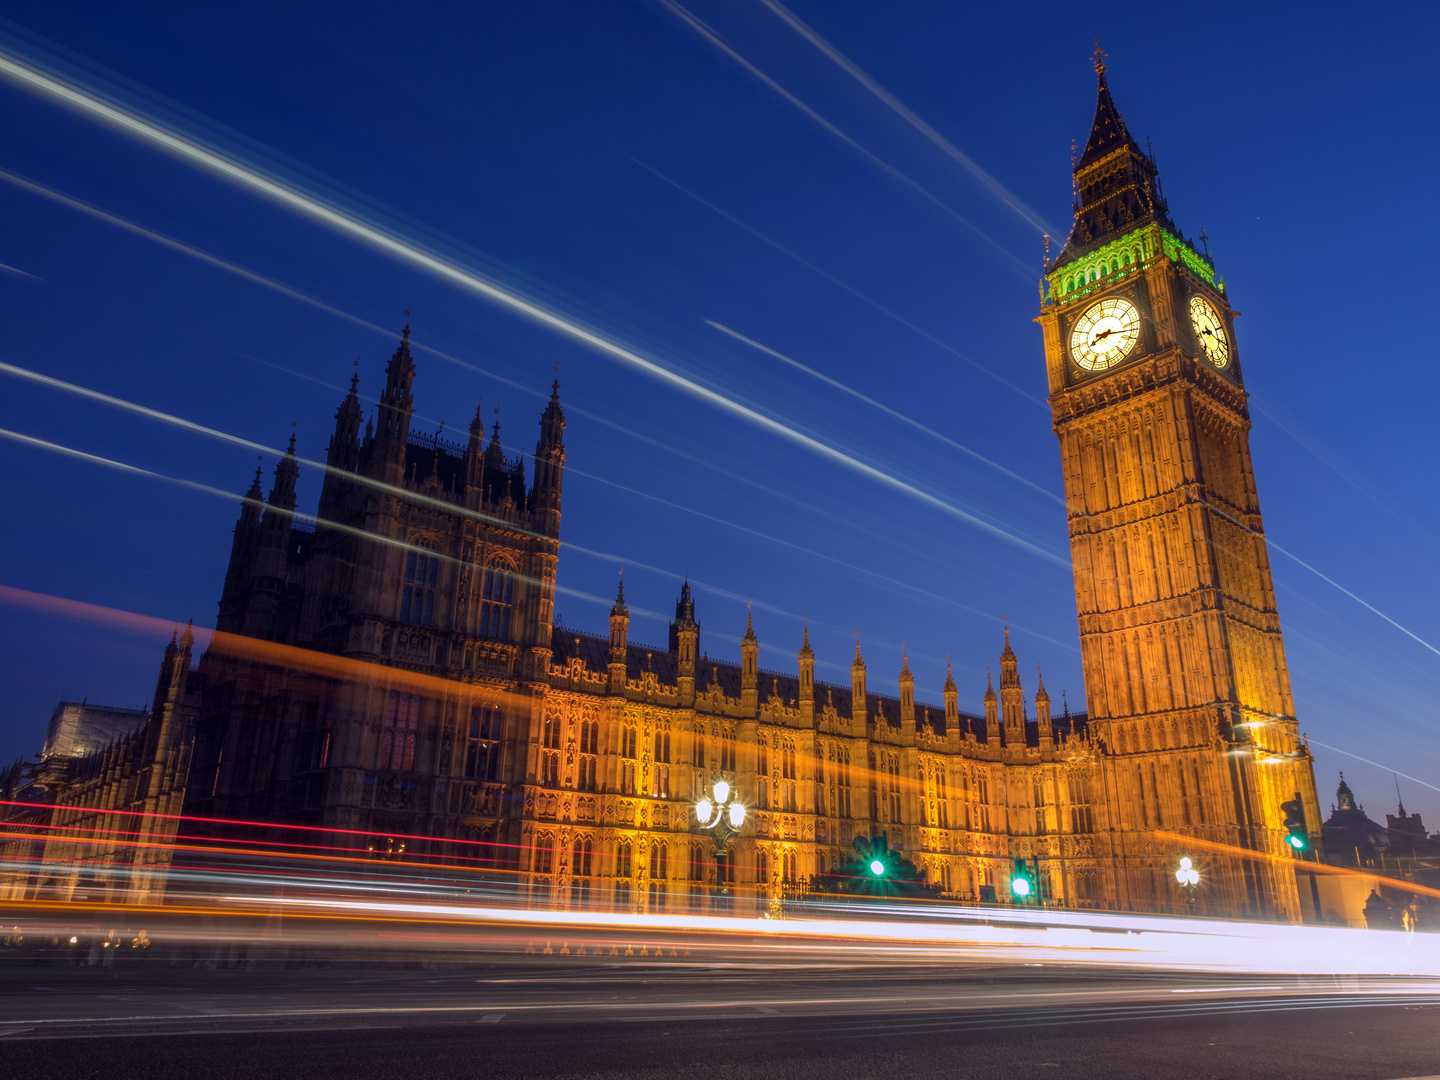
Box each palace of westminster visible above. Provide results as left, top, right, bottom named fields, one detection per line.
left=1, top=59, right=1333, bottom=922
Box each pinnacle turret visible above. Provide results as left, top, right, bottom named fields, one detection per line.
left=262, top=432, right=299, bottom=529
left=375, top=316, right=417, bottom=461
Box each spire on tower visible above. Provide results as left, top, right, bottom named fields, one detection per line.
left=1076, top=48, right=1138, bottom=171
left=1055, top=48, right=1175, bottom=263
left=610, top=570, right=628, bottom=617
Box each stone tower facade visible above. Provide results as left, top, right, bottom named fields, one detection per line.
left=1035, top=51, right=1322, bottom=916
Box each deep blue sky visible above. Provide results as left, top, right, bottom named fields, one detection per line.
left=0, top=1, right=1436, bottom=827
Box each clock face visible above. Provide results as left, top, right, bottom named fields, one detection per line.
left=1189, top=296, right=1230, bottom=367
left=1070, top=297, right=1141, bottom=372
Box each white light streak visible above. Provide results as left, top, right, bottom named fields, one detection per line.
left=0, top=45, right=1062, bottom=566
left=654, top=0, right=1036, bottom=281
left=632, top=159, right=1046, bottom=407
left=709, top=320, right=1061, bottom=505
left=0, top=426, right=641, bottom=620
left=754, top=0, right=1059, bottom=237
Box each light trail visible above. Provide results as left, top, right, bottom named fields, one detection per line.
left=1301, top=741, right=1440, bottom=797
left=631, top=158, right=1046, bottom=406
left=0, top=427, right=654, bottom=625
left=754, top=0, right=1059, bottom=237
left=0, top=583, right=533, bottom=713
left=654, top=0, right=1037, bottom=281
left=0, top=369, right=980, bottom=642
left=1187, top=491, right=1440, bottom=661
left=0, top=166, right=379, bottom=333
left=3, top=856, right=1437, bottom=979
left=4, top=162, right=1045, bottom=595
left=0, top=352, right=1067, bottom=577
left=1, top=164, right=980, bottom=630
left=708, top=320, right=1061, bottom=503
left=0, top=44, right=1060, bottom=565
left=1150, top=830, right=1440, bottom=903
left=6, top=800, right=1440, bottom=982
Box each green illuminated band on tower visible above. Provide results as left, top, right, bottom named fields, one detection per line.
left=1046, top=225, right=1221, bottom=307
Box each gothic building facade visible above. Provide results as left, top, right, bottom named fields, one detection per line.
left=2, top=57, right=1323, bottom=921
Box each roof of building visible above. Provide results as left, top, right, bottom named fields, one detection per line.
left=549, top=625, right=1087, bottom=743
left=1076, top=70, right=1141, bottom=170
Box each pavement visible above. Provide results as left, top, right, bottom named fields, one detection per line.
left=0, top=963, right=1438, bottom=1079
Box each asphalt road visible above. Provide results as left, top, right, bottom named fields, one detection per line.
left=0, top=963, right=1438, bottom=1079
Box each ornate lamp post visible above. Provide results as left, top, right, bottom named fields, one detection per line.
left=695, top=778, right=745, bottom=907
left=1175, top=856, right=1200, bottom=908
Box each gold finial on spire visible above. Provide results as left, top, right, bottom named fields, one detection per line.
left=1092, top=38, right=1107, bottom=76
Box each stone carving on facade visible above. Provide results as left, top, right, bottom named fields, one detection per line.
left=460, top=783, right=501, bottom=817
left=376, top=774, right=413, bottom=811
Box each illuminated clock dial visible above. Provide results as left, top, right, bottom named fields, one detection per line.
left=1070, top=297, right=1141, bottom=372
left=1189, top=296, right=1230, bottom=367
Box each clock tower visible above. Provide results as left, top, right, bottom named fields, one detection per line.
left=1037, top=50, right=1323, bottom=918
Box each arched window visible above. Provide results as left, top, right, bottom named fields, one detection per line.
left=619, top=722, right=637, bottom=795
left=719, top=728, right=736, bottom=773
left=381, top=691, right=419, bottom=770
left=464, top=703, right=504, bottom=781
left=479, top=557, right=514, bottom=641
left=578, top=716, right=599, bottom=791
left=540, top=712, right=561, bottom=787
left=401, top=543, right=438, bottom=625
left=573, top=835, right=593, bottom=877
left=533, top=831, right=554, bottom=875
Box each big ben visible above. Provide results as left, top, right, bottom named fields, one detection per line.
left=1037, top=49, right=1323, bottom=918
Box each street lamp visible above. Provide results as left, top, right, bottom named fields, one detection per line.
left=696, top=778, right=745, bottom=906
left=1175, top=856, right=1199, bottom=906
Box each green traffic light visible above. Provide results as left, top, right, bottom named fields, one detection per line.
left=869, top=859, right=886, bottom=877
left=1287, top=834, right=1306, bottom=850
left=1011, top=876, right=1032, bottom=897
